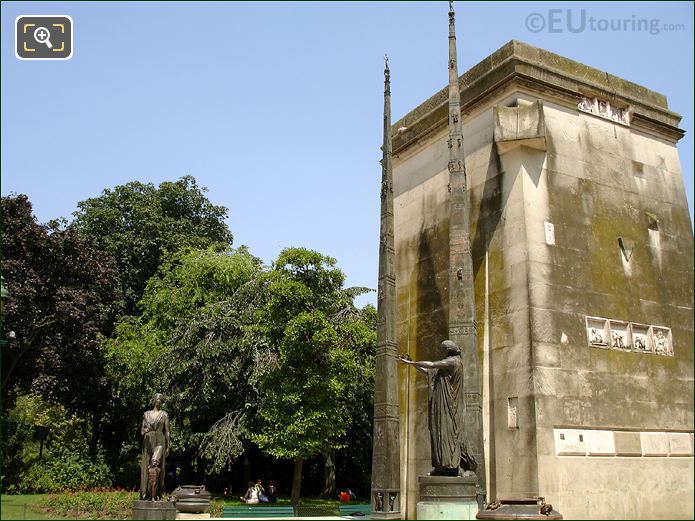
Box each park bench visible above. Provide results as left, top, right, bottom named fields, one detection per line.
left=222, top=505, right=295, bottom=518
left=222, top=503, right=371, bottom=518
left=338, top=504, right=371, bottom=517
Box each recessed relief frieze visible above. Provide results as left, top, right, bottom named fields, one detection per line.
left=578, top=96, right=630, bottom=126
left=585, top=316, right=673, bottom=355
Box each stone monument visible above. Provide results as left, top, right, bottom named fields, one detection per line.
left=391, top=24, right=693, bottom=521
left=370, top=54, right=401, bottom=520
left=132, top=393, right=176, bottom=520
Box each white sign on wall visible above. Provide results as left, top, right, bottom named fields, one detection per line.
left=585, top=430, right=616, bottom=456
left=554, top=429, right=586, bottom=455
left=640, top=432, right=670, bottom=456
left=668, top=433, right=692, bottom=456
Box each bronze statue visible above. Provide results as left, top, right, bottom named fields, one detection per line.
left=140, top=393, right=170, bottom=500
left=399, top=340, right=467, bottom=476
left=375, top=491, right=384, bottom=511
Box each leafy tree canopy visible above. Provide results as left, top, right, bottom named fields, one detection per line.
left=3, top=187, right=376, bottom=495
left=1, top=195, right=120, bottom=418
left=104, top=246, right=263, bottom=476
left=72, top=176, right=233, bottom=315
left=251, top=248, right=373, bottom=502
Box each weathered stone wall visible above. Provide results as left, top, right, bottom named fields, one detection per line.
left=531, top=100, right=694, bottom=520
left=550, top=457, right=693, bottom=518
left=486, top=100, right=548, bottom=501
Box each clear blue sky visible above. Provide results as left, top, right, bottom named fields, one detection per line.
left=2, top=1, right=693, bottom=307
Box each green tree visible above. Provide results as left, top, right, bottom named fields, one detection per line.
left=104, top=246, right=263, bottom=480
left=252, top=248, right=369, bottom=504
left=72, top=176, right=233, bottom=315
left=1, top=195, right=121, bottom=449
left=333, top=303, right=375, bottom=496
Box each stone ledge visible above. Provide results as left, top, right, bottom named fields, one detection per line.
left=393, top=40, right=684, bottom=154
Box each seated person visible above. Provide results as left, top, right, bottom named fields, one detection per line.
left=256, top=479, right=268, bottom=502
left=240, top=481, right=259, bottom=504
left=266, top=480, right=278, bottom=503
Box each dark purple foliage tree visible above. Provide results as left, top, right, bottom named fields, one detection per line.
left=2, top=194, right=121, bottom=451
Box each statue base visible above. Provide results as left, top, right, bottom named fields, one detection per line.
left=476, top=497, right=563, bottom=520
left=416, top=474, right=478, bottom=520
left=132, top=500, right=177, bottom=520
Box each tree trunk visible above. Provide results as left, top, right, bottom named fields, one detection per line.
left=89, top=409, right=102, bottom=457
left=243, top=452, right=251, bottom=489
left=291, top=457, right=303, bottom=505
left=321, top=450, right=336, bottom=499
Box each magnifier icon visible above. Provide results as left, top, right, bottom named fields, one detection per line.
left=33, top=26, right=53, bottom=49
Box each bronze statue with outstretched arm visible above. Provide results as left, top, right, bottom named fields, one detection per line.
left=398, top=340, right=466, bottom=476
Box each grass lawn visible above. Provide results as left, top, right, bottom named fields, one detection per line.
left=1, top=494, right=58, bottom=520
left=2, top=493, right=358, bottom=520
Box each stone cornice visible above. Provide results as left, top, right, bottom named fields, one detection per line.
left=392, top=40, right=684, bottom=154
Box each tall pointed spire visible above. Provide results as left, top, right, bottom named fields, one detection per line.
left=446, top=0, right=487, bottom=506
left=370, top=54, right=401, bottom=519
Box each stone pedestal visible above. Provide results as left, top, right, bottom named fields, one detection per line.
left=175, top=514, right=210, bottom=520
left=132, top=500, right=177, bottom=520
left=416, top=474, right=478, bottom=520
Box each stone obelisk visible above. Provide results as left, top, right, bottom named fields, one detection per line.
left=370, top=55, right=401, bottom=520
left=446, top=0, right=487, bottom=507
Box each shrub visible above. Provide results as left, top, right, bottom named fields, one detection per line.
left=39, top=489, right=138, bottom=520
left=19, top=450, right=112, bottom=493
left=2, top=393, right=100, bottom=493
left=1, top=413, right=34, bottom=492
left=210, top=498, right=223, bottom=517
left=39, top=490, right=219, bottom=519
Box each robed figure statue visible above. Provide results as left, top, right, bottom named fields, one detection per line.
left=399, top=340, right=474, bottom=476
left=140, top=393, right=170, bottom=500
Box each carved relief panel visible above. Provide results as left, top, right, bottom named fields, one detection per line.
left=631, top=323, right=651, bottom=352
left=586, top=317, right=609, bottom=347
left=585, top=316, right=673, bottom=356
left=578, top=96, right=630, bottom=126
left=609, top=320, right=629, bottom=350
left=651, top=326, right=672, bottom=355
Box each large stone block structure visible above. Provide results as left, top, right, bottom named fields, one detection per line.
left=393, top=40, right=693, bottom=519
